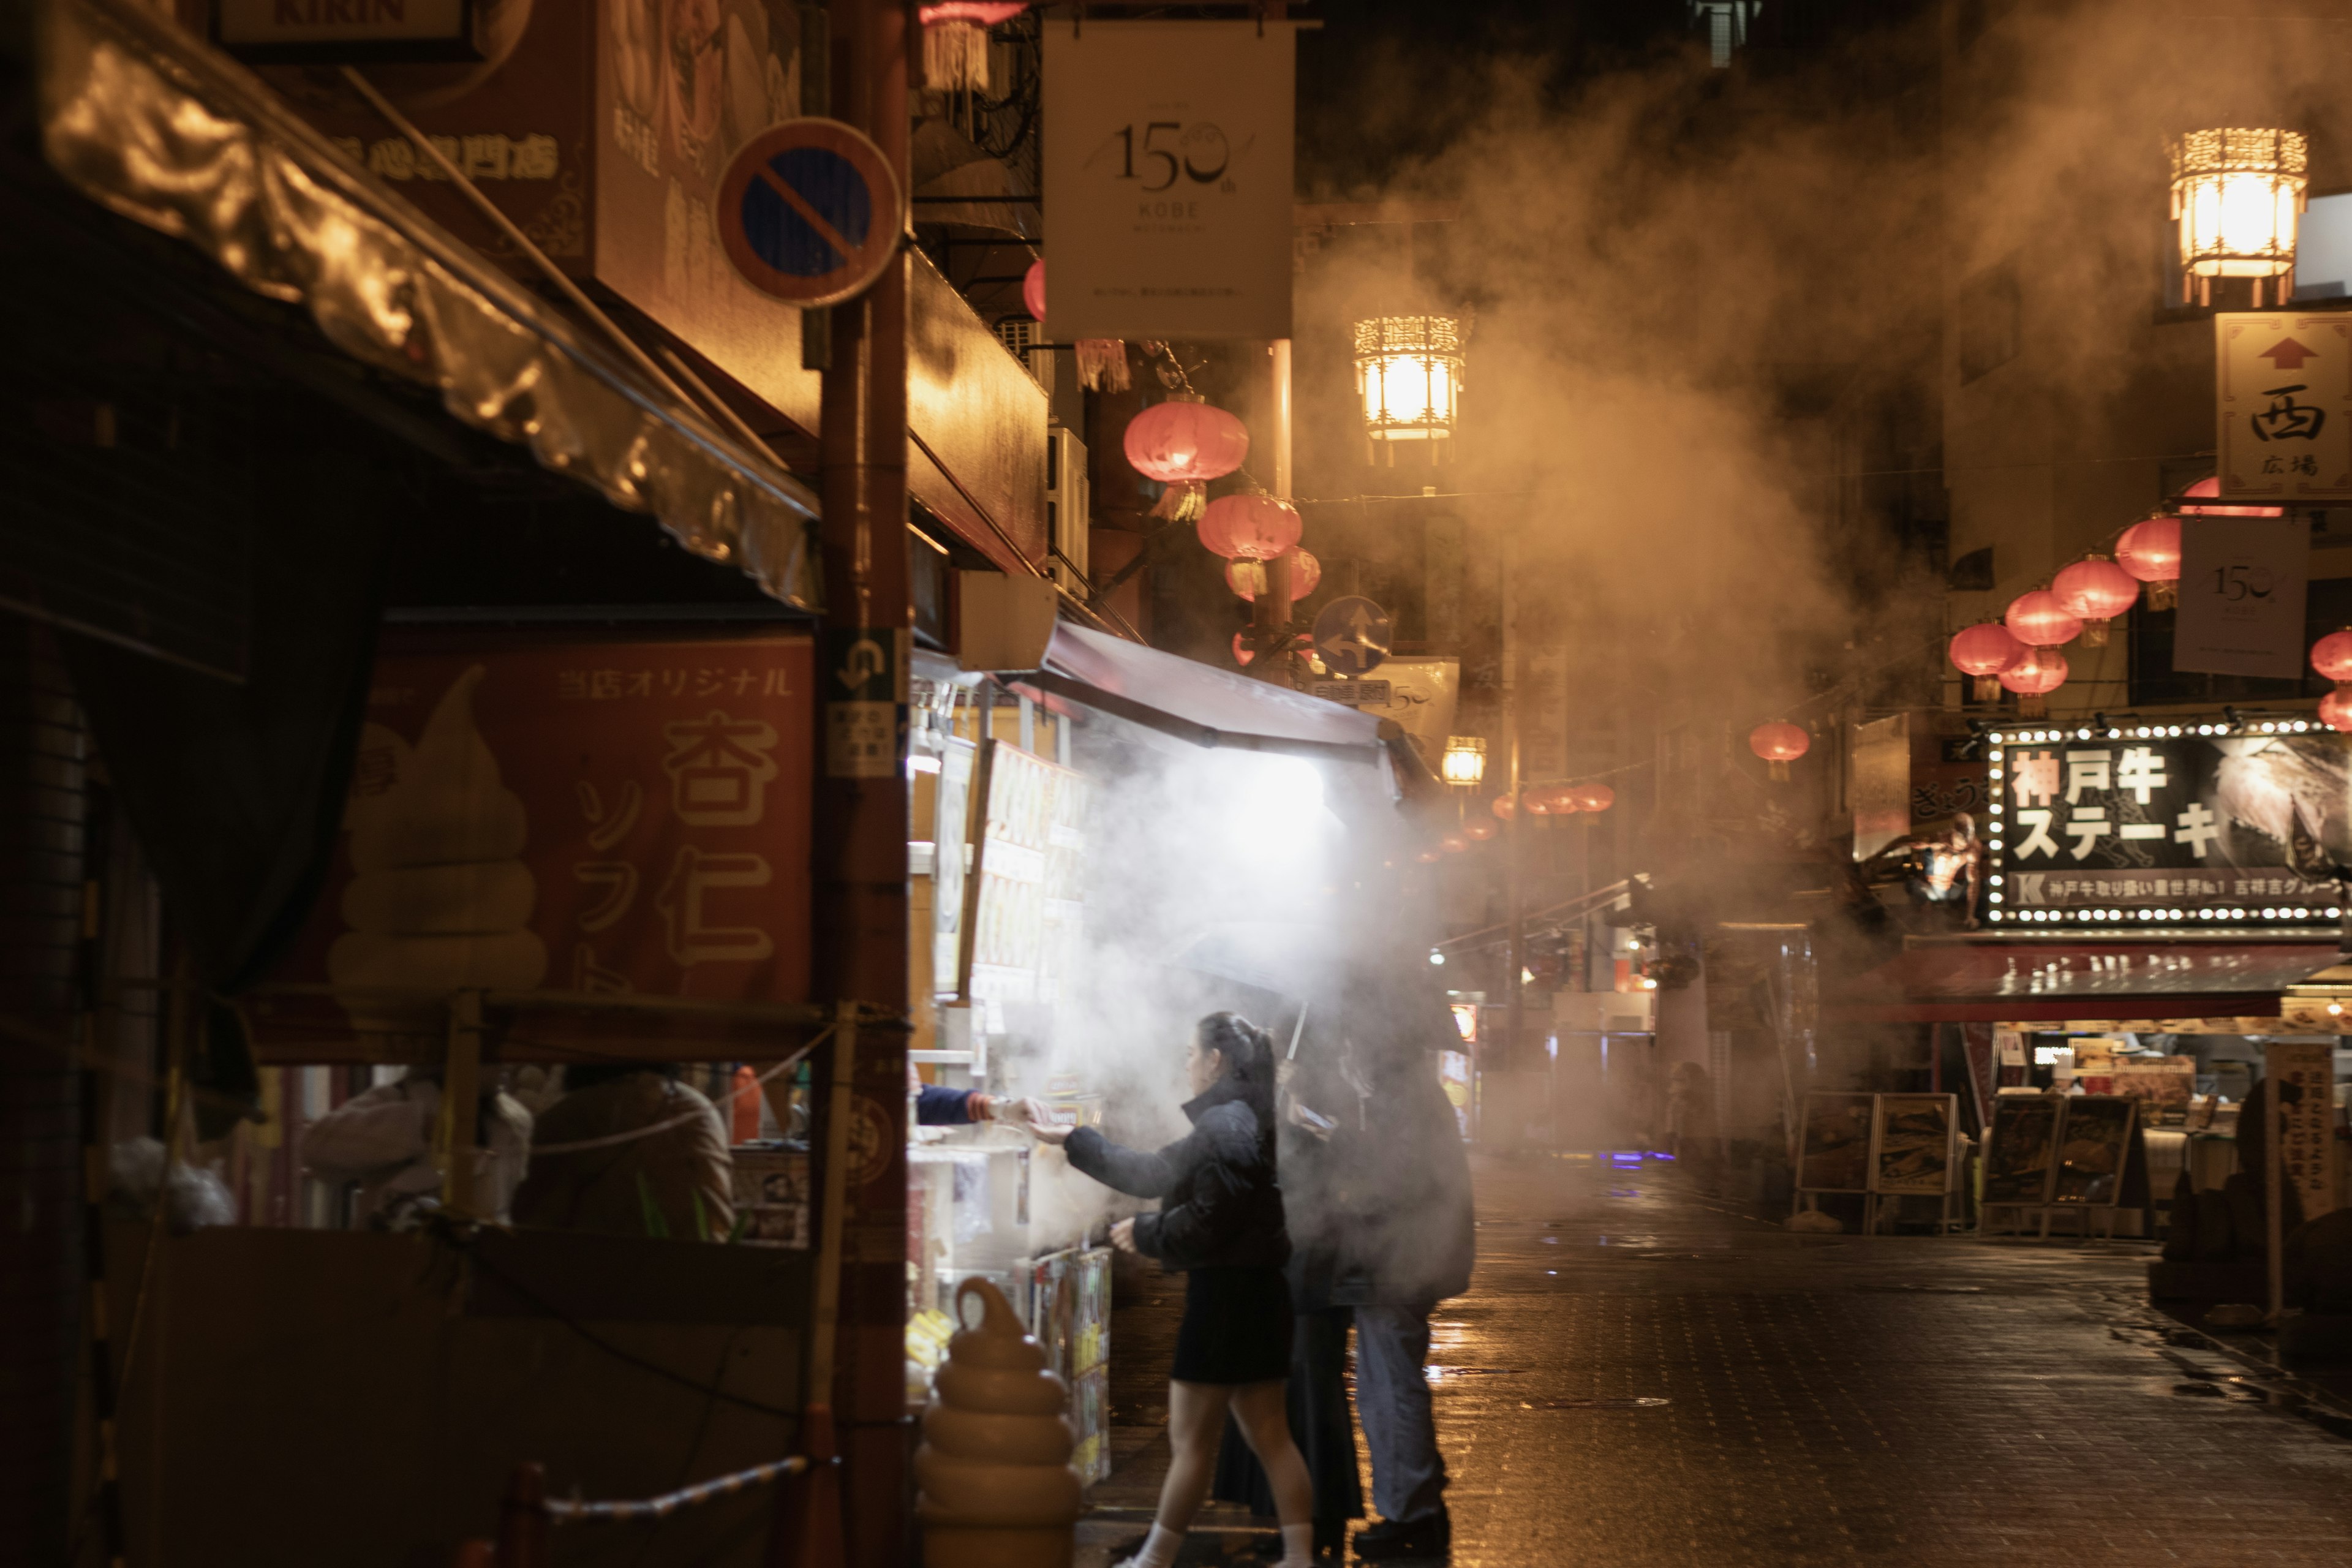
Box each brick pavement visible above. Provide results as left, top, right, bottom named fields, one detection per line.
left=1076, top=1153, right=2352, bottom=1567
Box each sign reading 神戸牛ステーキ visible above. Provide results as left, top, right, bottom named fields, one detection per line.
left=1987, top=726, right=2347, bottom=925
left=2217, top=312, right=2352, bottom=502
left=1042, top=21, right=1298, bottom=341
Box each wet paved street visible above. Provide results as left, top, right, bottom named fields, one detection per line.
left=1079, top=1153, right=2352, bottom=1566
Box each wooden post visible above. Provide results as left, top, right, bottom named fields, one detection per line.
left=437, top=990, right=484, bottom=1219
left=768, top=1004, right=857, bottom=1568
left=494, top=1461, right=545, bottom=1568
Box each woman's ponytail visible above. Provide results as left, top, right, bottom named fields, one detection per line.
left=1197, top=1011, right=1276, bottom=1088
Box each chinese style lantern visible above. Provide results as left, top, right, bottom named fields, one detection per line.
left=2177, top=475, right=2283, bottom=519
left=1020, top=259, right=1128, bottom=391
left=1948, top=622, right=2026, bottom=701
left=1226, top=549, right=1320, bottom=603
left=1464, top=818, right=1498, bottom=842
left=2116, top=515, right=2184, bottom=611
left=1999, top=646, right=2068, bottom=718
left=2170, top=127, right=2307, bottom=307
left=1125, top=397, right=1248, bottom=524
left=2051, top=556, right=2139, bottom=647
left=1491, top=794, right=1516, bottom=821
left=1569, top=782, right=1615, bottom=813
left=2314, top=628, right=2352, bottom=684
left=2323, top=687, right=2352, bottom=733
left=919, top=3, right=1029, bottom=90
left=1198, top=494, right=1303, bottom=562
left=1749, top=722, right=1810, bottom=782
left=1416, top=846, right=1444, bottom=864
left=1439, top=832, right=1469, bottom=854
left=1231, top=630, right=1254, bottom=667
left=2005, top=589, right=2082, bottom=650
left=1440, top=736, right=1488, bottom=786
left=1354, top=314, right=1466, bottom=464
left=1531, top=783, right=1581, bottom=815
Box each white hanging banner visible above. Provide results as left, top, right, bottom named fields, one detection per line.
left=1042, top=21, right=1297, bottom=341
left=2174, top=514, right=2309, bottom=679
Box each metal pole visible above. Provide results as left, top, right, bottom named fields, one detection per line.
left=1501, top=531, right=1523, bottom=1149
left=1251, top=341, right=1295, bottom=682
left=2267, top=1049, right=2285, bottom=1327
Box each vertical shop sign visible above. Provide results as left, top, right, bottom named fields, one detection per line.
left=2175, top=514, right=2309, bottom=679
left=1041, top=21, right=1298, bottom=340
left=2267, top=1039, right=2341, bottom=1219
left=826, top=627, right=907, bottom=778
left=2217, top=312, right=2352, bottom=502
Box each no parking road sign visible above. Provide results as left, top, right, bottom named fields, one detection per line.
left=718, top=119, right=904, bottom=308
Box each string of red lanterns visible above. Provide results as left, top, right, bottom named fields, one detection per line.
left=2051, top=556, right=2139, bottom=647
left=1749, top=722, right=1810, bottom=782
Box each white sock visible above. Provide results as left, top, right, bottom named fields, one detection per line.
left=1278, top=1521, right=1316, bottom=1564
left=1133, top=1523, right=1183, bottom=1568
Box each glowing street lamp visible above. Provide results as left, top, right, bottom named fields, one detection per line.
left=1441, top=735, right=1488, bottom=787
left=2170, top=127, right=2307, bottom=307
left=1354, top=314, right=1465, bottom=462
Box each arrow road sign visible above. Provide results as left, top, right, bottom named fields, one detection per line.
left=1311, top=595, right=1392, bottom=678
left=718, top=119, right=904, bottom=307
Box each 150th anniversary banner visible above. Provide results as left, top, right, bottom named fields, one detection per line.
left=1991, top=729, right=2348, bottom=920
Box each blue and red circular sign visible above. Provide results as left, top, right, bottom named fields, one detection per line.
left=718, top=119, right=904, bottom=307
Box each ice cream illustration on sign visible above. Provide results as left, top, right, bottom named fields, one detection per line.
left=331, top=666, right=548, bottom=1027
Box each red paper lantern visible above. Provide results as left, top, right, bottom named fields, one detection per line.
left=1491, top=794, right=1516, bottom=821
left=1999, top=646, right=2068, bottom=718
left=1531, top=784, right=1580, bottom=815
left=1231, top=630, right=1254, bottom=667
left=2005, top=589, right=2082, bottom=650
left=1226, top=549, right=1320, bottom=603
left=2051, top=556, right=2139, bottom=647
left=1749, top=722, right=1809, bottom=783
left=1416, top=846, right=1444, bottom=864
left=1439, top=832, right=1469, bottom=854
left=1569, top=782, right=1614, bottom=813
left=2116, top=516, right=2183, bottom=610
left=2323, top=687, right=2352, bottom=733
left=1464, top=818, right=1498, bottom=841
left=1123, top=399, right=1249, bottom=484
left=1022, top=257, right=1046, bottom=322
left=1948, top=622, right=2025, bottom=701
left=1199, top=494, right=1303, bottom=561
left=2313, top=628, right=2352, bottom=684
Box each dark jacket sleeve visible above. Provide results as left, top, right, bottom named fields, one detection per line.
left=1132, top=1105, right=1258, bottom=1270
left=914, top=1084, right=975, bottom=1126
left=1065, top=1125, right=1185, bottom=1199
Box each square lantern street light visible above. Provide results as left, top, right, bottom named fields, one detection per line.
left=2171, top=127, right=2307, bottom=308
left=1354, top=314, right=1466, bottom=464
left=1441, top=734, right=1487, bottom=787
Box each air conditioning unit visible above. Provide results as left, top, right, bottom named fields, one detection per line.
left=1046, top=423, right=1089, bottom=595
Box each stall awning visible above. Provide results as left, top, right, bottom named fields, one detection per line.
left=1826, top=941, right=2338, bottom=1025
left=39, top=0, right=821, bottom=608
left=1013, top=623, right=1390, bottom=762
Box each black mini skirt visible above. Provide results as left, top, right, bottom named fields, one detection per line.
left=1171, top=1265, right=1294, bottom=1385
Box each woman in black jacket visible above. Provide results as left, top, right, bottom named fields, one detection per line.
left=1031, top=1012, right=1317, bottom=1568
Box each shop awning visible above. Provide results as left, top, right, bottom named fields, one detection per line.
left=39, top=0, right=821, bottom=609
left=1826, top=941, right=2337, bottom=1025
left=1014, top=623, right=1390, bottom=762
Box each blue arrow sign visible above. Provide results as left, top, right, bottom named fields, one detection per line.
left=1312, top=595, right=1392, bottom=678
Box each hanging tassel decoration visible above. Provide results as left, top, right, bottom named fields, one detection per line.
left=1075, top=339, right=1131, bottom=392
left=2147, top=579, right=2177, bottom=612
left=916, top=4, right=1029, bottom=92
left=1150, top=480, right=1205, bottom=524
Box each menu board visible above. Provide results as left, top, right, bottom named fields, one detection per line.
left=958, top=739, right=1087, bottom=1035
left=2052, top=1096, right=2136, bottom=1205
left=1983, top=1096, right=2061, bottom=1205
left=1798, top=1093, right=1875, bottom=1194
left=2113, top=1057, right=2197, bottom=1127
left=1872, top=1095, right=1958, bottom=1196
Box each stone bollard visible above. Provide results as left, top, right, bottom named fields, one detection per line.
left=915, top=1278, right=1082, bottom=1568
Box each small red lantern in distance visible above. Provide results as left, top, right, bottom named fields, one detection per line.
left=2005, top=589, right=2082, bottom=650
left=2116, top=515, right=2183, bottom=610
left=1948, top=622, right=2024, bottom=701
left=1569, top=782, right=1614, bottom=813
left=1464, top=818, right=1498, bottom=841
left=1123, top=399, right=1250, bottom=485
left=1491, top=794, right=1516, bottom=821
left=1999, top=646, right=2068, bottom=718
left=2313, top=628, right=2352, bottom=684
left=1231, top=630, right=1254, bottom=667
left=1750, top=722, right=1809, bottom=782
left=1440, top=832, right=1469, bottom=854
left=2051, top=556, right=2139, bottom=648
left=1198, top=494, right=1303, bottom=562
left=1022, top=257, right=1046, bottom=322
left=2323, top=688, right=2352, bottom=733
left=1416, top=846, right=1444, bottom=864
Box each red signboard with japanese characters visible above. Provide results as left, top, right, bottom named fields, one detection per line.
left=252, top=632, right=813, bottom=1061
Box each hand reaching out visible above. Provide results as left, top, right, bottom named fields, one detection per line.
left=1109, top=1216, right=1138, bottom=1254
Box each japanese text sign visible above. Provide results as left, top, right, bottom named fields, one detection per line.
left=1042, top=21, right=1297, bottom=340
left=2266, top=1040, right=2340, bottom=1220
left=1986, top=726, right=2346, bottom=927
left=259, top=635, right=813, bottom=1060
left=2218, top=313, right=2352, bottom=502
left=2176, top=514, right=2309, bottom=680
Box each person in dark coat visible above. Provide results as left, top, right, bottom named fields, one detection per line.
left=1030, top=1012, right=1319, bottom=1568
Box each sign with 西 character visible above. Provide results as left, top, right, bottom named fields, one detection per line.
left=1042, top=21, right=1298, bottom=340
left=2217, top=312, right=2352, bottom=502
left=1984, top=722, right=2351, bottom=929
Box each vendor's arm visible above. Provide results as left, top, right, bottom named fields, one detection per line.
left=300, top=1082, right=431, bottom=1178
left=1064, top=1124, right=1186, bottom=1199
left=914, top=1084, right=996, bottom=1126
